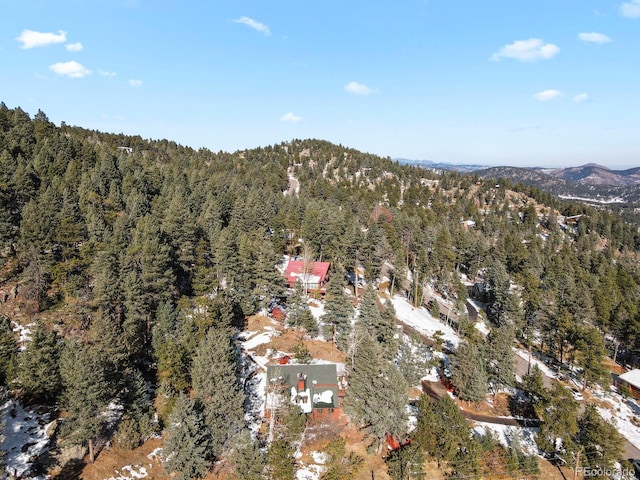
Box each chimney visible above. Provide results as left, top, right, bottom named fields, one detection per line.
left=297, top=373, right=306, bottom=392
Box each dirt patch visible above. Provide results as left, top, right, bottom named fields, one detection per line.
left=77, top=437, right=165, bottom=480
left=457, top=392, right=512, bottom=417
left=267, top=328, right=346, bottom=364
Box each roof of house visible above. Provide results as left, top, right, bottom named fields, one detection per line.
left=619, top=369, right=640, bottom=389
left=266, top=363, right=338, bottom=386
left=266, top=363, right=340, bottom=409
left=284, top=260, right=330, bottom=285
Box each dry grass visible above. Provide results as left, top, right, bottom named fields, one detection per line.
left=244, top=313, right=346, bottom=363
left=457, top=392, right=512, bottom=417
left=78, top=437, right=165, bottom=480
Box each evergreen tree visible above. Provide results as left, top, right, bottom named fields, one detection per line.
left=357, top=285, right=396, bottom=356
left=60, top=340, right=110, bottom=463
left=266, top=438, right=296, bottom=480
left=320, top=437, right=364, bottom=480
left=396, top=333, right=429, bottom=386
left=254, top=236, right=285, bottom=308
left=190, top=326, right=245, bottom=459
left=487, top=323, right=515, bottom=389
left=344, top=331, right=408, bottom=450
left=292, top=340, right=312, bottom=364
left=286, top=283, right=317, bottom=336
left=576, top=404, right=624, bottom=472
left=164, top=395, right=213, bottom=480
left=321, top=271, right=354, bottom=350
left=0, top=316, right=17, bottom=385
left=536, top=383, right=579, bottom=457
left=574, top=326, right=609, bottom=390
left=232, top=431, right=265, bottom=480
left=385, top=442, right=425, bottom=480
left=451, top=338, right=488, bottom=403
left=16, top=321, right=62, bottom=403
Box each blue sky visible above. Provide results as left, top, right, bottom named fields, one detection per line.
left=2, top=0, right=639, bottom=168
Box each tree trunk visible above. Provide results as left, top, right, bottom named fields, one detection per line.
left=88, top=438, right=95, bottom=463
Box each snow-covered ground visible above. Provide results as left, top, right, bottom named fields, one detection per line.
left=11, top=321, right=34, bottom=351
left=296, top=451, right=326, bottom=480
left=596, top=389, right=640, bottom=451
left=391, top=295, right=460, bottom=349
left=472, top=422, right=539, bottom=456
left=105, top=464, right=149, bottom=480
left=1, top=400, right=54, bottom=479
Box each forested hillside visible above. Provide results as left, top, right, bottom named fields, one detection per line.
left=1, top=103, right=640, bottom=478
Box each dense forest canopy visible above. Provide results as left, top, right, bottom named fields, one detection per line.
left=1, top=103, right=639, bottom=478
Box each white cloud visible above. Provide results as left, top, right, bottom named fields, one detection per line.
left=233, top=17, right=271, bottom=36
left=49, top=61, right=91, bottom=78
left=280, top=112, right=302, bottom=123
left=534, top=89, right=564, bottom=101
left=65, top=42, right=83, bottom=52
left=128, top=79, right=143, bottom=87
left=98, top=70, right=117, bottom=77
left=491, top=38, right=560, bottom=62
left=344, top=81, right=377, bottom=95
left=578, top=32, right=611, bottom=44
left=621, top=0, right=640, bottom=17
left=574, top=93, right=590, bottom=103
left=16, top=29, right=66, bottom=49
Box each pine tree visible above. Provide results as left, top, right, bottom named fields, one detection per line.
left=16, top=321, right=62, bottom=403
left=487, top=323, right=515, bottom=389
left=574, top=326, right=609, bottom=390
left=60, top=340, right=110, bottom=463
left=536, top=383, right=579, bottom=456
left=357, top=285, right=396, bottom=356
left=451, top=338, right=488, bottom=403
left=164, top=395, right=213, bottom=480
left=253, top=236, right=285, bottom=308
left=396, top=333, right=429, bottom=386
left=0, top=316, right=17, bottom=385
left=576, top=404, right=624, bottom=472
left=190, top=327, right=245, bottom=459
left=88, top=313, right=129, bottom=395
left=385, top=442, right=425, bottom=480
left=344, top=331, right=408, bottom=450
left=232, top=431, right=265, bottom=480
left=320, top=437, right=364, bottom=480
left=321, top=270, right=354, bottom=350
left=266, top=438, right=296, bottom=480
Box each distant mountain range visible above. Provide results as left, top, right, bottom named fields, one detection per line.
left=394, top=158, right=486, bottom=173
left=396, top=159, right=640, bottom=206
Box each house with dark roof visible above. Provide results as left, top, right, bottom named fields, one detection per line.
left=284, top=260, right=331, bottom=293
left=265, top=363, right=346, bottom=422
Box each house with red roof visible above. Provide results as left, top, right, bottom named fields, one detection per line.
left=284, top=260, right=331, bottom=293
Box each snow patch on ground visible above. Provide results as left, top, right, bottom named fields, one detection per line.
left=105, top=464, right=149, bottom=480
left=596, top=391, right=640, bottom=450
left=11, top=321, right=34, bottom=351
left=391, top=295, right=460, bottom=349
left=472, top=422, right=539, bottom=456
left=474, top=320, right=490, bottom=336
left=147, top=447, right=163, bottom=461
left=241, top=331, right=274, bottom=350
left=296, top=451, right=326, bottom=480
left=1, top=400, right=53, bottom=479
